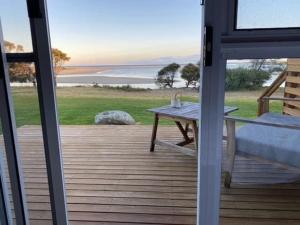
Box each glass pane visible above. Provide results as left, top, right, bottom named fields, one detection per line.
left=8, top=63, right=53, bottom=224
left=225, top=59, right=287, bottom=118
left=47, top=1, right=201, bottom=224
left=236, top=0, right=300, bottom=29
left=221, top=58, right=300, bottom=224
left=0, top=0, right=32, bottom=52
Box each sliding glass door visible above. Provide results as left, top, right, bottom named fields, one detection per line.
left=0, top=0, right=68, bottom=224
left=198, top=0, right=300, bottom=225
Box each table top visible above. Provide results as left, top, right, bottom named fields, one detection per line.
left=148, top=102, right=238, bottom=121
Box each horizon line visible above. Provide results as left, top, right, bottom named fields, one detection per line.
left=65, top=63, right=195, bottom=67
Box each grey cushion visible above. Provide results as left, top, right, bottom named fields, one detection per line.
left=236, top=113, right=300, bottom=168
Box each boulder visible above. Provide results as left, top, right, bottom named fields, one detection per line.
left=95, top=111, right=136, bottom=125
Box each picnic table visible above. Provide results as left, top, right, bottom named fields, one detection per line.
left=148, top=102, right=238, bottom=156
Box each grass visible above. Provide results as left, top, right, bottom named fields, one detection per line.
left=226, top=100, right=282, bottom=118
left=11, top=87, right=284, bottom=127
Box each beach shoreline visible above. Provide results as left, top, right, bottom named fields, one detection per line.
left=57, top=66, right=111, bottom=75
left=57, top=75, right=154, bottom=85
left=56, top=65, right=158, bottom=86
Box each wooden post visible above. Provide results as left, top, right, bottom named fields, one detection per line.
left=224, top=119, right=236, bottom=188
left=257, top=70, right=288, bottom=116
left=262, top=98, right=270, bottom=114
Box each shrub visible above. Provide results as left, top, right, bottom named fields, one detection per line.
left=225, top=68, right=271, bottom=91
left=101, top=85, right=149, bottom=92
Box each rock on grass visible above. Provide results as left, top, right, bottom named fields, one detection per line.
left=95, top=111, right=136, bottom=125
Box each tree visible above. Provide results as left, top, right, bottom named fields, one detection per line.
left=5, top=41, right=71, bottom=84
left=4, top=41, right=35, bottom=83
left=4, top=41, right=16, bottom=52
left=155, top=63, right=180, bottom=88
left=268, top=59, right=286, bottom=73
left=181, top=63, right=200, bottom=87
left=250, top=59, right=287, bottom=73
left=250, top=59, right=267, bottom=71
left=52, top=48, right=71, bottom=74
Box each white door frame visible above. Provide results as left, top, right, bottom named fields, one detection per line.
left=198, top=1, right=300, bottom=225
left=197, top=1, right=226, bottom=224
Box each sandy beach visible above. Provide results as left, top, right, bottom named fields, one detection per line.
left=57, top=66, right=111, bottom=75
left=57, top=75, right=154, bottom=84
left=56, top=66, right=156, bottom=86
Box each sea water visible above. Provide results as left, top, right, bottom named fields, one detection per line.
left=56, top=63, right=282, bottom=89
left=57, top=65, right=186, bottom=89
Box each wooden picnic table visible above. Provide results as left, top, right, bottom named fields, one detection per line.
left=148, top=102, right=238, bottom=156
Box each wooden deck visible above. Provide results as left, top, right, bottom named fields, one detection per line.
left=6, top=125, right=300, bottom=224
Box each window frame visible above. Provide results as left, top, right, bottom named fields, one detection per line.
left=222, top=0, right=300, bottom=60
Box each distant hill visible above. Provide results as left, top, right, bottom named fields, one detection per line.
left=126, top=54, right=201, bottom=65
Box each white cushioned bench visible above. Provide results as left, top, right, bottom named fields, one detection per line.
left=236, top=113, right=300, bottom=168
left=224, top=112, right=300, bottom=188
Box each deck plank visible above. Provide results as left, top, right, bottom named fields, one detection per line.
left=3, top=125, right=299, bottom=225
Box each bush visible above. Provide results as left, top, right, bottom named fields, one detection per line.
left=225, top=68, right=271, bottom=91
left=101, top=85, right=149, bottom=92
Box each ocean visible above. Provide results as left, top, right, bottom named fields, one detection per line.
left=57, top=65, right=186, bottom=89
left=56, top=63, right=282, bottom=89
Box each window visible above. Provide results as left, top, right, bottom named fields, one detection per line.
left=0, top=0, right=33, bottom=52
left=235, top=0, right=300, bottom=30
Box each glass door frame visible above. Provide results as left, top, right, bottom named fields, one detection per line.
left=198, top=1, right=300, bottom=225
left=0, top=0, right=69, bottom=224
left=0, top=22, right=29, bottom=225
left=0, top=144, right=13, bottom=225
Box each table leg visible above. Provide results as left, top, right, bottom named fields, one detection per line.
left=175, top=121, right=190, bottom=142
left=192, top=120, right=198, bottom=150
left=175, top=121, right=195, bottom=146
left=150, top=114, right=159, bottom=152
left=185, top=123, right=189, bottom=133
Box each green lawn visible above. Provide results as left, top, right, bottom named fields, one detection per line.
left=12, top=87, right=283, bottom=127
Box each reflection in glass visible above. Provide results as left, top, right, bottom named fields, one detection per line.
left=0, top=0, right=32, bottom=52
left=8, top=63, right=53, bottom=224
left=236, top=0, right=300, bottom=29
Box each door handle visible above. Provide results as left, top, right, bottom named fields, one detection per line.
left=203, top=26, right=213, bottom=67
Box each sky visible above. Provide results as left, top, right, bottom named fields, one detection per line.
left=0, top=0, right=300, bottom=65
left=0, top=0, right=202, bottom=65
